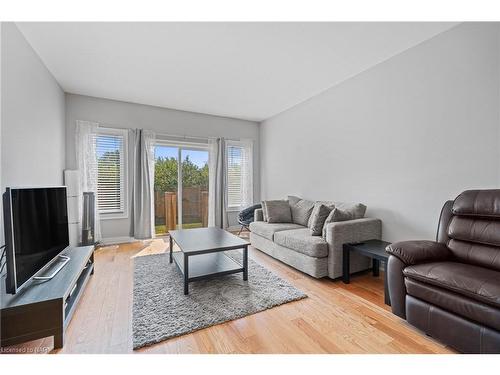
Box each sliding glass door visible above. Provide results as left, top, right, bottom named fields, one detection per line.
left=154, top=145, right=179, bottom=235
left=153, top=143, right=209, bottom=236
left=180, top=149, right=209, bottom=229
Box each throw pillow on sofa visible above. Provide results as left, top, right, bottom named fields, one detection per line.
left=322, top=207, right=360, bottom=237
left=288, top=195, right=315, bottom=226
left=261, top=201, right=269, bottom=221
left=333, top=202, right=367, bottom=219
left=323, top=203, right=366, bottom=227
left=263, top=200, right=292, bottom=223
left=309, top=203, right=332, bottom=236
left=307, top=200, right=335, bottom=227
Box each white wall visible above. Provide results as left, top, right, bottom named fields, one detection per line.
left=261, top=23, right=500, bottom=242
left=1, top=23, right=66, bottom=244
left=65, top=94, right=260, bottom=240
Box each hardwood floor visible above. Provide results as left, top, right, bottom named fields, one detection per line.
left=3, top=234, right=455, bottom=354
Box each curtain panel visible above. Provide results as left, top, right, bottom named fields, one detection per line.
left=131, top=129, right=156, bottom=239
left=208, top=137, right=228, bottom=228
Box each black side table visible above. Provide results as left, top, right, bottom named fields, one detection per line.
left=342, top=239, right=392, bottom=306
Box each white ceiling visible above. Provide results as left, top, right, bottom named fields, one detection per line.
left=17, top=22, right=458, bottom=121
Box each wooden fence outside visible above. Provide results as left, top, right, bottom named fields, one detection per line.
left=155, top=188, right=208, bottom=230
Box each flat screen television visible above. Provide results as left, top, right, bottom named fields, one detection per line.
left=3, top=187, right=69, bottom=294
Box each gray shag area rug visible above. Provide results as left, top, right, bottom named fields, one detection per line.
left=132, top=251, right=306, bottom=349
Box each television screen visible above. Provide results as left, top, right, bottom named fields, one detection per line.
left=6, top=187, right=69, bottom=291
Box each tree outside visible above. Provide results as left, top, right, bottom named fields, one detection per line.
left=154, top=155, right=208, bottom=192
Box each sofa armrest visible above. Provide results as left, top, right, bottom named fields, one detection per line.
left=324, top=218, right=382, bottom=246
left=385, top=240, right=450, bottom=266
left=254, top=208, right=264, bottom=222
left=324, top=218, right=382, bottom=279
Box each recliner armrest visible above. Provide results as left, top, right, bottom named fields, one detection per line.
left=254, top=208, right=264, bottom=222
left=386, top=240, right=450, bottom=265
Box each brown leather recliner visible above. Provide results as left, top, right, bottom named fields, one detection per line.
left=386, top=189, right=500, bottom=353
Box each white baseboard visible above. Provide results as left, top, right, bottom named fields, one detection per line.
left=99, top=236, right=135, bottom=245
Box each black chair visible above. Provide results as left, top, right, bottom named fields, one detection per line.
left=237, top=203, right=262, bottom=235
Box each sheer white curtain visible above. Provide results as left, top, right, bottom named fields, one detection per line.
left=132, top=129, right=156, bottom=239
left=75, top=120, right=101, bottom=242
left=208, top=137, right=228, bottom=228
left=240, top=139, right=254, bottom=209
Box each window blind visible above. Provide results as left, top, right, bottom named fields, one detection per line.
left=93, top=134, right=125, bottom=214
left=227, top=145, right=243, bottom=208
left=226, top=141, right=253, bottom=209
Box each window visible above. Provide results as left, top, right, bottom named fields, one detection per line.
left=226, top=140, right=253, bottom=210
left=93, top=128, right=128, bottom=218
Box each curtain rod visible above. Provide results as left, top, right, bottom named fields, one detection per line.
left=96, top=121, right=242, bottom=142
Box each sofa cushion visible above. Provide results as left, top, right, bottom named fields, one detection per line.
left=262, top=200, right=292, bottom=223
left=452, top=189, right=500, bottom=218
left=309, top=203, right=332, bottom=236
left=322, top=207, right=356, bottom=237
left=249, top=221, right=304, bottom=241
left=288, top=195, right=315, bottom=226
left=261, top=201, right=268, bottom=221
left=403, top=262, right=500, bottom=308
left=447, top=216, right=500, bottom=247
left=254, top=208, right=264, bottom=222
left=312, top=201, right=366, bottom=228
left=308, top=201, right=335, bottom=227
left=447, top=239, right=500, bottom=272
left=405, top=278, right=500, bottom=331
left=274, top=228, right=328, bottom=258
left=333, top=202, right=367, bottom=219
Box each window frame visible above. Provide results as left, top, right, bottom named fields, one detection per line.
left=95, top=127, right=129, bottom=220
left=225, top=140, right=253, bottom=212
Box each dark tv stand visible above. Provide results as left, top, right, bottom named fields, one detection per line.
left=0, top=246, right=94, bottom=350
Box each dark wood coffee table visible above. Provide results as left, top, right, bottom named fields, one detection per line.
left=168, top=227, right=250, bottom=295
left=342, top=239, right=392, bottom=305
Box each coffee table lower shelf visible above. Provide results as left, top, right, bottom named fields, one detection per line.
left=172, top=252, right=245, bottom=294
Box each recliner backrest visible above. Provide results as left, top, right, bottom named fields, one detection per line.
left=446, top=190, right=500, bottom=271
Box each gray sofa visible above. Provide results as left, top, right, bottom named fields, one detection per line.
left=250, top=201, right=382, bottom=279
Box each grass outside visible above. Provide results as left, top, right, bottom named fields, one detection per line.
left=155, top=222, right=204, bottom=235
